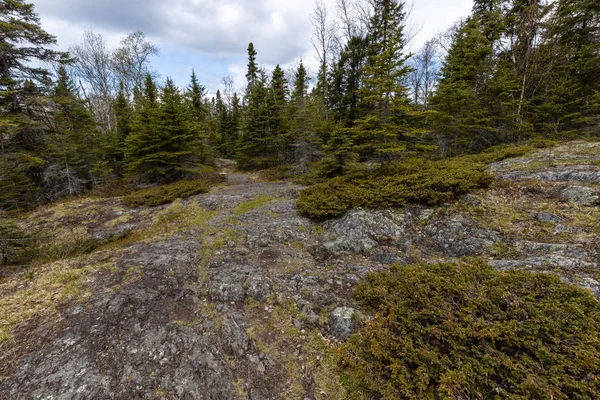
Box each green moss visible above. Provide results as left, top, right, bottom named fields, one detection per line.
left=234, top=195, right=278, bottom=215
left=340, top=260, right=600, bottom=399
left=298, top=157, right=494, bottom=220
left=123, top=173, right=225, bottom=207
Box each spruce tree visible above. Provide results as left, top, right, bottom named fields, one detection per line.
left=329, top=36, right=370, bottom=126
left=267, top=65, right=289, bottom=162
left=101, top=82, right=134, bottom=177
left=237, top=45, right=273, bottom=169
left=246, top=42, right=259, bottom=87
left=219, top=93, right=241, bottom=158
left=44, top=65, right=98, bottom=198
left=187, top=69, right=208, bottom=124
left=237, top=71, right=271, bottom=169
left=431, top=17, right=497, bottom=156
left=288, top=62, right=323, bottom=172
left=352, top=0, right=411, bottom=165
left=125, top=74, right=162, bottom=181
left=534, top=0, right=600, bottom=133
left=0, top=0, right=67, bottom=210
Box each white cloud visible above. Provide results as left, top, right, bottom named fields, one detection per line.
left=31, top=0, right=474, bottom=91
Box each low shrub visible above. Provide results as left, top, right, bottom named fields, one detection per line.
left=298, top=158, right=493, bottom=220
left=123, top=172, right=225, bottom=207
left=340, top=260, right=600, bottom=399
left=87, top=179, right=138, bottom=198
left=259, top=165, right=292, bottom=182
left=465, top=144, right=535, bottom=164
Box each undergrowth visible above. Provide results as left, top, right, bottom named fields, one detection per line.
left=123, top=172, right=225, bottom=207
left=340, top=260, right=600, bottom=399
left=298, top=145, right=534, bottom=220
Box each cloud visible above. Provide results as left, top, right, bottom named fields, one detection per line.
left=34, top=0, right=318, bottom=65
left=32, top=0, right=474, bottom=92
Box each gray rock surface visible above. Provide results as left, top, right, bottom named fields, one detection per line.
left=330, top=307, right=363, bottom=340
left=493, top=165, right=600, bottom=183
left=323, top=209, right=405, bottom=254
left=3, top=142, right=600, bottom=399
left=559, top=186, right=599, bottom=206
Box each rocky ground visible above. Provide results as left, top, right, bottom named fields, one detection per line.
left=1, top=141, right=599, bottom=399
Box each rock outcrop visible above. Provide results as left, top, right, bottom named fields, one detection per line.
left=1, top=141, right=599, bottom=399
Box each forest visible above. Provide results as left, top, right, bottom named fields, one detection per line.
left=0, top=0, right=600, bottom=210
left=1, top=0, right=598, bottom=214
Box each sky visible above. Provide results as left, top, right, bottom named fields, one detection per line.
left=31, top=0, right=474, bottom=95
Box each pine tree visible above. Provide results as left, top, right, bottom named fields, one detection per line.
left=267, top=65, right=289, bottom=162
left=431, top=16, right=497, bottom=156
left=127, top=77, right=208, bottom=182
left=0, top=0, right=67, bottom=210
left=352, top=0, right=411, bottom=165
left=246, top=42, right=259, bottom=87
left=187, top=69, right=208, bottom=124
left=44, top=65, right=98, bottom=198
left=237, top=71, right=271, bottom=169
left=237, top=45, right=274, bottom=169
left=329, top=36, right=370, bottom=126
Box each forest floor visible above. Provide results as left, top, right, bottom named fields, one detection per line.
left=1, top=141, right=599, bottom=399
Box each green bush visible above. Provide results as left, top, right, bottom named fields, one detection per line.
left=123, top=173, right=225, bottom=207
left=340, top=261, right=600, bottom=399
left=464, top=144, right=535, bottom=164
left=87, top=179, right=138, bottom=198
left=298, top=158, right=493, bottom=220
left=259, top=165, right=292, bottom=182
left=0, top=218, right=37, bottom=266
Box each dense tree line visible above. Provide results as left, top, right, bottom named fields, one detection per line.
left=1, top=0, right=598, bottom=211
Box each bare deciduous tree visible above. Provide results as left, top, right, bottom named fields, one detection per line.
left=112, top=31, right=159, bottom=96
left=221, top=75, right=237, bottom=108
left=70, top=30, right=117, bottom=132
left=407, top=39, right=440, bottom=109
left=311, top=0, right=337, bottom=76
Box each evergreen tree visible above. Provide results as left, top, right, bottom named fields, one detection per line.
left=103, top=82, right=134, bottom=177
left=187, top=69, right=208, bottom=124
left=431, top=17, right=497, bottom=156
left=125, top=74, right=161, bottom=181
left=219, top=93, right=241, bottom=158
left=533, top=0, right=600, bottom=133
left=127, top=77, right=208, bottom=182
left=329, top=36, right=370, bottom=126
left=0, top=0, right=67, bottom=210
left=237, top=45, right=274, bottom=169
left=287, top=62, right=324, bottom=173
left=267, top=65, right=289, bottom=162
left=352, top=0, right=412, bottom=165
left=237, top=71, right=272, bottom=169
left=246, top=42, right=259, bottom=87
left=44, top=65, right=98, bottom=198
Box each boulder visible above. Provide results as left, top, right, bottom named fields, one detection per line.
left=330, top=307, right=363, bottom=340
left=559, top=186, right=599, bottom=206
left=323, top=210, right=405, bottom=254
left=530, top=212, right=563, bottom=223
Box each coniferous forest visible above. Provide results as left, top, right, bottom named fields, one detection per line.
left=2, top=1, right=600, bottom=398
left=1, top=0, right=598, bottom=212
